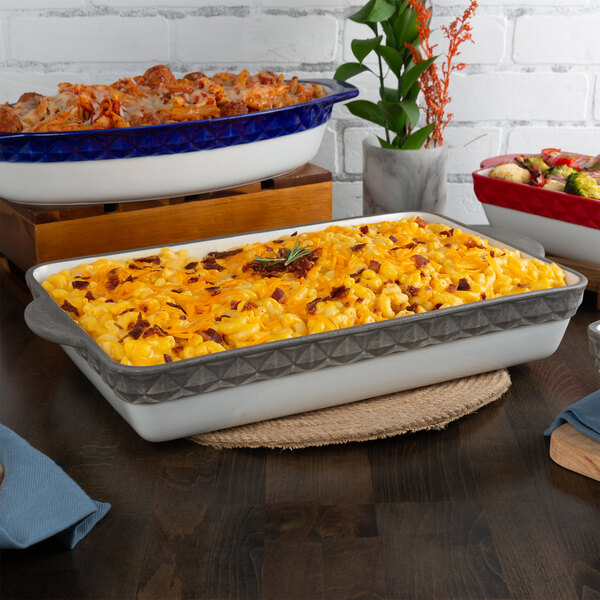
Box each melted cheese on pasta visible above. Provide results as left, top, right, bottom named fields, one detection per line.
left=42, top=216, right=566, bottom=366
left=5, top=66, right=326, bottom=133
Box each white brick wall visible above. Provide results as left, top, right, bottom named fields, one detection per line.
left=1, top=2, right=599, bottom=224
left=174, top=16, right=337, bottom=64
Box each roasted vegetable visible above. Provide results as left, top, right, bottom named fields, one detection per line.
left=547, top=164, right=578, bottom=179
left=489, top=163, right=531, bottom=184
left=522, top=156, right=549, bottom=173
left=543, top=180, right=565, bottom=192
left=564, top=172, right=600, bottom=200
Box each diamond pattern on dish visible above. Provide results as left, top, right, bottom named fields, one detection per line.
left=89, top=284, right=583, bottom=405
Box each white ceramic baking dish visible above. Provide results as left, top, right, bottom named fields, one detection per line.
left=24, top=212, right=587, bottom=442
left=0, top=79, right=357, bottom=205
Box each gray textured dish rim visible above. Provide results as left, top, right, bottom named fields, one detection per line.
left=24, top=213, right=588, bottom=404
left=588, top=321, right=600, bottom=370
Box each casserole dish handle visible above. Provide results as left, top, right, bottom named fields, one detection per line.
left=589, top=320, right=600, bottom=372
left=24, top=294, right=86, bottom=351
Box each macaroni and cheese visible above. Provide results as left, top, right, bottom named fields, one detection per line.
left=42, top=216, right=566, bottom=366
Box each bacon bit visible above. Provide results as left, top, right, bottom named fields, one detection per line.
left=128, top=263, right=142, bottom=270
left=118, top=307, right=137, bottom=316
left=447, top=283, right=458, bottom=293
left=187, top=276, right=200, bottom=283
left=141, top=304, right=148, bottom=312
left=85, top=291, right=95, bottom=301
left=412, top=238, right=426, bottom=244
left=231, top=300, right=241, bottom=310
left=201, top=328, right=223, bottom=344
left=172, top=345, right=184, bottom=354
left=329, top=285, right=349, bottom=299
left=166, top=301, right=187, bottom=314
left=356, top=297, right=364, bottom=303
left=205, top=286, right=221, bottom=296
left=124, top=313, right=151, bottom=340
left=481, top=293, right=487, bottom=300
left=350, top=243, right=366, bottom=252
left=105, top=299, right=115, bottom=303
left=517, top=283, right=529, bottom=288
left=123, top=275, right=136, bottom=283
left=105, top=271, right=120, bottom=290
left=215, top=315, right=231, bottom=321
left=306, top=297, right=322, bottom=314
left=457, top=278, right=471, bottom=291
left=170, top=288, right=183, bottom=294
left=74, top=275, right=90, bottom=279
left=350, top=268, right=365, bottom=280
left=271, top=287, right=285, bottom=302
left=407, top=302, right=418, bottom=312
left=125, top=327, right=143, bottom=340
left=490, top=251, right=496, bottom=258
left=142, top=325, right=168, bottom=338
left=208, top=248, right=243, bottom=260
left=434, top=303, right=443, bottom=310
left=184, top=261, right=198, bottom=270
left=407, top=285, right=420, bottom=297
left=444, top=243, right=452, bottom=248
left=290, top=231, right=298, bottom=237
left=71, top=279, right=89, bottom=289
left=61, top=300, right=79, bottom=316
left=135, top=255, right=161, bottom=264
left=414, top=255, right=429, bottom=268
left=273, top=239, right=284, bottom=244
left=242, top=301, right=257, bottom=311
left=439, top=229, right=454, bottom=237
left=465, top=237, right=484, bottom=250
left=415, top=216, right=427, bottom=228
left=164, top=354, right=173, bottom=363
left=389, top=235, right=398, bottom=243
left=201, top=258, right=225, bottom=271
left=401, top=242, right=418, bottom=250
left=368, top=260, right=381, bottom=273
left=359, top=225, right=369, bottom=234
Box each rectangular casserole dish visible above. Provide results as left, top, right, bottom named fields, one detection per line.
left=24, top=212, right=587, bottom=442
left=0, top=79, right=357, bottom=205
left=472, top=154, right=600, bottom=266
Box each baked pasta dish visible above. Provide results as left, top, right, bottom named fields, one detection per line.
left=42, top=216, right=566, bottom=367
left=0, top=64, right=327, bottom=133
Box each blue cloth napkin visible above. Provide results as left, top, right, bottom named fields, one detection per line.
left=0, top=424, right=110, bottom=550
left=544, top=389, right=600, bottom=443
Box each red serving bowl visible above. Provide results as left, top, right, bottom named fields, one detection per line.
left=472, top=153, right=600, bottom=265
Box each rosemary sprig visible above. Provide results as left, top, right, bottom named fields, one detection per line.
left=253, top=236, right=313, bottom=266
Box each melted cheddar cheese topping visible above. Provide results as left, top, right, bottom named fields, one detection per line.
left=42, top=216, right=566, bottom=366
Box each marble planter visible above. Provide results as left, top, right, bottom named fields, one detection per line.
left=363, top=135, right=448, bottom=215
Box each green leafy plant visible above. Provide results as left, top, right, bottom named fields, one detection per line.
left=334, top=0, right=437, bottom=150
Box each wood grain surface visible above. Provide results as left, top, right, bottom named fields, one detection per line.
left=0, top=164, right=333, bottom=272
left=550, top=423, right=600, bottom=482
left=0, top=283, right=599, bottom=600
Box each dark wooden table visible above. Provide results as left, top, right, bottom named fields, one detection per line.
left=1, top=281, right=599, bottom=600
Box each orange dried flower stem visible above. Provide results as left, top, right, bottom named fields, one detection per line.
left=405, top=0, right=478, bottom=148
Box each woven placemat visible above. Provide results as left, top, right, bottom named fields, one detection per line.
left=188, top=369, right=511, bottom=450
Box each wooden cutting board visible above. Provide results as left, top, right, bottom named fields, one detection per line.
left=550, top=423, right=600, bottom=481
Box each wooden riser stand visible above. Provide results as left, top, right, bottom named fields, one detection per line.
left=0, top=164, right=332, bottom=296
